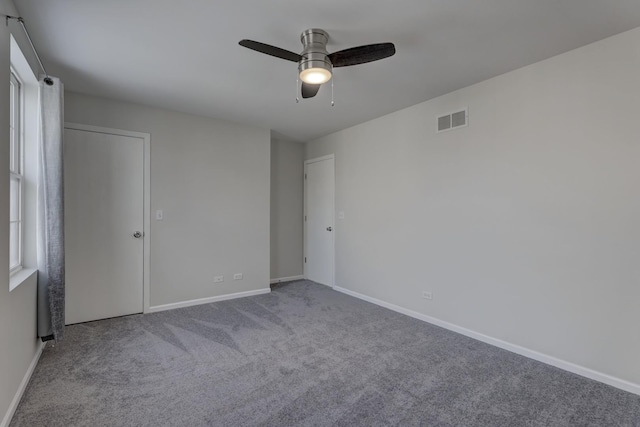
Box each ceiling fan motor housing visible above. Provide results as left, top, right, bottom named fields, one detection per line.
left=299, top=28, right=332, bottom=77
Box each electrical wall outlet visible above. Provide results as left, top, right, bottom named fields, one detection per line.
left=422, top=291, right=433, bottom=300
left=213, top=276, right=224, bottom=283
left=233, top=273, right=243, bottom=280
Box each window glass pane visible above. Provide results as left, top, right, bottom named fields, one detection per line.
left=9, top=80, right=15, bottom=128
left=10, top=222, right=20, bottom=270
left=10, top=175, right=20, bottom=222
left=9, top=80, right=16, bottom=172
left=9, top=72, right=23, bottom=273
left=9, top=73, right=21, bottom=174
left=9, top=134, right=15, bottom=172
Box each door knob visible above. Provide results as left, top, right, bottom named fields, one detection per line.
left=326, top=227, right=332, bottom=232
left=133, top=231, right=143, bottom=238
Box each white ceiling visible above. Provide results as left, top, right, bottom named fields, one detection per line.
left=14, top=0, right=640, bottom=142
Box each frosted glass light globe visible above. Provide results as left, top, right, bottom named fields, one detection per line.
left=299, top=67, right=332, bottom=84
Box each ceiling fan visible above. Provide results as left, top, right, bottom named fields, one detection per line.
left=239, top=29, right=396, bottom=99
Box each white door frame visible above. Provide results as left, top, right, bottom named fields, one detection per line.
left=303, top=154, right=335, bottom=288
left=64, top=122, right=151, bottom=313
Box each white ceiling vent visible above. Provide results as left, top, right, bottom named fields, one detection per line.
left=437, top=108, right=468, bottom=133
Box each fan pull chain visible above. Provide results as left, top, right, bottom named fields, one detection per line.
left=331, top=75, right=335, bottom=107
left=295, top=76, right=300, bottom=103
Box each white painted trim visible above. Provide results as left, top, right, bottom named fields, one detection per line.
left=1, top=341, right=45, bottom=427
left=334, top=286, right=640, bottom=396
left=9, top=268, right=37, bottom=293
left=147, top=288, right=271, bottom=313
left=142, top=132, right=151, bottom=313
left=270, top=275, right=304, bottom=284
left=64, top=122, right=150, bottom=140
left=63, top=123, right=152, bottom=314
left=303, top=154, right=336, bottom=288
left=304, top=153, right=335, bottom=164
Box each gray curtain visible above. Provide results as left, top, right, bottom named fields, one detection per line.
left=37, top=76, right=65, bottom=341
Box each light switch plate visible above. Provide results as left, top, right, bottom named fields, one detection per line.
left=155, top=210, right=164, bottom=221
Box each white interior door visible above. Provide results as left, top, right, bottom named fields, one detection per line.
left=305, top=156, right=335, bottom=287
left=64, top=127, right=145, bottom=324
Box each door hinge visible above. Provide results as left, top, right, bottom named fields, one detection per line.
left=304, top=173, right=307, bottom=180
left=304, top=257, right=307, bottom=263
left=304, top=215, right=307, bottom=221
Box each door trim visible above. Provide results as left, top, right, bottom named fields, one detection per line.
left=303, top=154, right=335, bottom=288
left=64, top=122, right=151, bottom=313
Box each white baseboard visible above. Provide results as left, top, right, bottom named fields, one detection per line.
left=334, top=286, right=640, bottom=396
left=270, top=275, right=304, bottom=284
left=1, top=340, right=46, bottom=427
left=147, top=288, right=271, bottom=313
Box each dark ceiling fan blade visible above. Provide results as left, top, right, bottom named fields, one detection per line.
left=239, top=39, right=302, bottom=62
left=301, top=82, right=321, bottom=99
left=328, top=42, right=396, bottom=67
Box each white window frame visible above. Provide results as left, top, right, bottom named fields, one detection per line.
left=9, top=69, right=24, bottom=275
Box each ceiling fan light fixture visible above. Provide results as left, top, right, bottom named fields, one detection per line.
left=239, top=28, right=396, bottom=100
left=299, top=67, right=332, bottom=84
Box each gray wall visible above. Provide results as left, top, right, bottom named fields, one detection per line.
left=270, top=139, right=304, bottom=280
left=65, top=92, right=271, bottom=307
left=0, top=0, right=43, bottom=423
left=306, top=27, right=640, bottom=386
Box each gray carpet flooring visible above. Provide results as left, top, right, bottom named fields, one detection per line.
left=10, top=280, right=640, bottom=426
